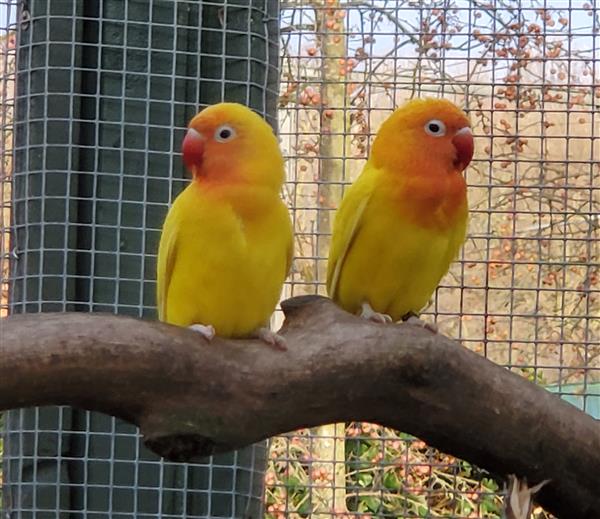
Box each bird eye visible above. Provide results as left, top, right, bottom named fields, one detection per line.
left=424, top=119, right=446, bottom=137
left=214, top=124, right=236, bottom=142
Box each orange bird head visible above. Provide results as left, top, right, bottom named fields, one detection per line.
left=370, top=98, right=474, bottom=176
left=181, top=102, right=284, bottom=190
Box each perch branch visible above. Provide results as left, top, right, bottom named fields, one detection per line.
left=1, top=296, right=599, bottom=518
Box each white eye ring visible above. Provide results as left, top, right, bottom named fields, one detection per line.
left=214, top=124, right=236, bottom=142
left=424, top=119, right=446, bottom=137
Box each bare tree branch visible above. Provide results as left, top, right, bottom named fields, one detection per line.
left=1, top=295, right=599, bottom=518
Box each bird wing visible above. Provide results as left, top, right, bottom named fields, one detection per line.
left=286, top=229, right=294, bottom=277
left=156, top=218, right=178, bottom=322
left=326, top=185, right=372, bottom=300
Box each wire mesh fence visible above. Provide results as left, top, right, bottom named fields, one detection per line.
left=1, top=0, right=278, bottom=517
left=270, top=1, right=599, bottom=518
left=1, top=0, right=599, bottom=518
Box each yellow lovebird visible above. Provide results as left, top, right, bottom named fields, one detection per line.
left=157, top=103, right=293, bottom=349
left=327, top=98, right=474, bottom=330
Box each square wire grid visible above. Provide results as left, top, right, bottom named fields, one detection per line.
left=270, top=1, right=599, bottom=518
left=1, top=0, right=278, bottom=517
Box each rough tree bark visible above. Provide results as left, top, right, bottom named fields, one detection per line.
left=1, top=296, right=599, bottom=519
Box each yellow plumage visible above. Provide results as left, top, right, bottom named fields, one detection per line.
left=157, top=103, right=292, bottom=340
left=327, top=98, right=473, bottom=322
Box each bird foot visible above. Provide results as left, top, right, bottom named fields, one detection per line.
left=253, top=327, right=287, bottom=351
left=403, top=314, right=438, bottom=334
left=359, top=302, right=392, bottom=324
left=188, top=323, right=216, bottom=341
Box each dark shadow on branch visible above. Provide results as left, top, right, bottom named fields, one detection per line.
left=1, top=296, right=599, bottom=518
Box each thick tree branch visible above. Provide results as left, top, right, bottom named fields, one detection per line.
left=1, top=295, right=599, bottom=518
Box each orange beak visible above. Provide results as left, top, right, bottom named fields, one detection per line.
left=182, top=128, right=205, bottom=172
left=452, top=126, right=474, bottom=171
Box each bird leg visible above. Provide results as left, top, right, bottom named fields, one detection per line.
left=359, top=302, right=393, bottom=324
left=252, top=327, right=287, bottom=351
left=402, top=312, right=438, bottom=334
left=188, top=324, right=216, bottom=341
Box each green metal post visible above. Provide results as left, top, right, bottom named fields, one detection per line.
left=5, top=1, right=279, bottom=517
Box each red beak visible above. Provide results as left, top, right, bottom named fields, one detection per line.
left=452, top=126, right=474, bottom=171
left=182, top=128, right=205, bottom=172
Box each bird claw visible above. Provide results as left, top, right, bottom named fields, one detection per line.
left=254, top=327, right=287, bottom=351
left=404, top=314, right=438, bottom=334
left=359, top=302, right=393, bottom=324
left=188, top=323, right=216, bottom=341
